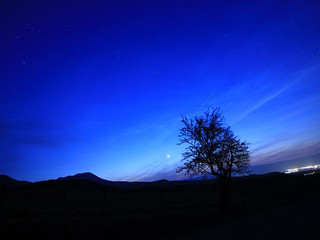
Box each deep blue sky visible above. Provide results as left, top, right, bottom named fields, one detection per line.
left=1, top=0, right=319, bottom=182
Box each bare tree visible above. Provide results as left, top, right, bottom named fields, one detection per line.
left=177, top=108, right=250, bottom=210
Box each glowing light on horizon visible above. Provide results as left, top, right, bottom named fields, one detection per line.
left=285, top=164, right=320, bottom=174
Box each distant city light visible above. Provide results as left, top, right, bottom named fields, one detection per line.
left=304, top=172, right=316, bottom=176
left=285, top=164, right=320, bottom=174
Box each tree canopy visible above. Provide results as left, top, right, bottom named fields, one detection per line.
left=177, top=108, right=251, bottom=210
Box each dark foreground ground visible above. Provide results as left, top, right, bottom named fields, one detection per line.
left=0, top=172, right=319, bottom=239
left=172, top=192, right=320, bottom=240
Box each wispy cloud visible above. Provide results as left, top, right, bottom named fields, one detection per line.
left=120, top=151, right=183, bottom=182
left=232, top=81, right=295, bottom=125
left=233, top=63, right=320, bottom=125
left=252, top=142, right=320, bottom=166
left=198, top=90, right=216, bottom=112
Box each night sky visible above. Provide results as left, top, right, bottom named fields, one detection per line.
left=1, top=0, right=319, bottom=182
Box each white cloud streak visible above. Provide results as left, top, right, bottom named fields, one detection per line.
left=232, top=81, right=295, bottom=125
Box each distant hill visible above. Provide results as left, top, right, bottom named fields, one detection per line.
left=0, top=175, right=30, bottom=187
left=250, top=153, right=320, bottom=174
left=57, top=172, right=146, bottom=188
left=57, top=172, right=179, bottom=189
left=0, top=173, right=201, bottom=190
left=57, top=172, right=115, bottom=185
left=57, top=172, right=192, bottom=189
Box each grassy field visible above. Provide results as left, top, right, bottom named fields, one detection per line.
left=0, top=172, right=319, bottom=239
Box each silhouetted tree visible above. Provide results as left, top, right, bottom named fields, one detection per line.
left=177, top=108, right=250, bottom=211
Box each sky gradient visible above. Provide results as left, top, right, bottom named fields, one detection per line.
left=1, top=0, right=320, bottom=182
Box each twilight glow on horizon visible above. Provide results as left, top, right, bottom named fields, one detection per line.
left=0, top=0, right=319, bottom=182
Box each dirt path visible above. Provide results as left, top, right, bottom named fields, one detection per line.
left=170, top=194, right=320, bottom=240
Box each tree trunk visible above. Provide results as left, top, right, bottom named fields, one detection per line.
left=220, top=177, right=230, bottom=212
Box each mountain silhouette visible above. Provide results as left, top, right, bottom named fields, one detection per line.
left=56, top=172, right=187, bottom=189
left=57, top=172, right=113, bottom=184
left=57, top=172, right=146, bottom=188
left=0, top=175, right=30, bottom=187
